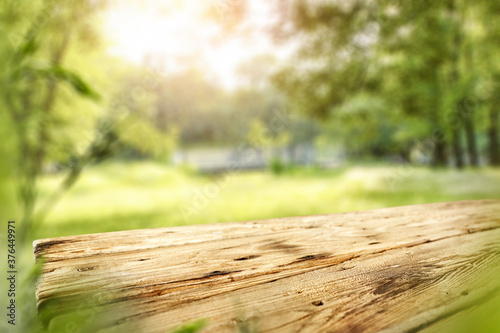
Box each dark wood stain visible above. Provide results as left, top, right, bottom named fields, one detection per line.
left=34, top=240, right=71, bottom=257
left=77, top=267, right=96, bottom=272
left=259, top=240, right=301, bottom=253
left=234, top=255, right=260, bottom=261
left=294, top=253, right=331, bottom=263
left=203, top=270, right=236, bottom=278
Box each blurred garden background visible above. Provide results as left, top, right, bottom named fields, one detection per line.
left=1, top=0, right=500, bottom=331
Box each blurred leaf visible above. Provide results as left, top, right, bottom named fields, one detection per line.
left=167, top=318, right=208, bottom=333
left=17, top=37, right=38, bottom=57
left=37, top=65, right=101, bottom=101
left=51, top=66, right=101, bottom=100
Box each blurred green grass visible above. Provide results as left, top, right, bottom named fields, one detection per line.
left=34, top=161, right=500, bottom=240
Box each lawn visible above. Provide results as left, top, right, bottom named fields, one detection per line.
left=34, top=161, right=500, bottom=240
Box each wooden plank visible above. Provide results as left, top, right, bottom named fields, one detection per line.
left=34, top=200, right=500, bottom=332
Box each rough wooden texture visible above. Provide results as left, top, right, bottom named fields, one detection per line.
left=34, top=200, right=500, bottom=332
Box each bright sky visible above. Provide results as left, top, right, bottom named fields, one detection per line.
left=103, top=0, right=284, bottom=89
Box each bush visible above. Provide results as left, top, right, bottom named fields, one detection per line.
left=269, top=157, right=286, bottom=175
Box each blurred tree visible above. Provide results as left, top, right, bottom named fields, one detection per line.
left=204, top=0, right=247, bottom=37
left=153, top=66, right=311, bottom=150
left=155, top=68, right=231, bottom=146
left=1, top=1, right=184, bottom=241
left=475, top=0, right=500, bottom=166
left=329, top=93, right=400, bottom=157
left=107, top=65, right=179, bottom=160
left=236, top=54, right=279, bottom=90
left=0, top=0, right=109, bottom=241
left=379, top=0, right=471, bottom=167
left=272, top=0, right=394, bottom=159
left=271, top=0, right=500, bottom=167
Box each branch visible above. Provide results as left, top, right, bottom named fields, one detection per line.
left=28, top=123, right=118, bottom=237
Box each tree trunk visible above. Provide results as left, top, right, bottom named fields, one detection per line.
left=455, top=3, right=480, bottom=168
left=488, top=107, right=500, bottom=166
left=451, top=128, right=464, bottom=169
left=464, top=115, right=479, bottom=167
left=35, top=32, right=71, bottom=174
left=433, top=141, right=448, bottom=167
left=448, top=1, right=465, bottom=169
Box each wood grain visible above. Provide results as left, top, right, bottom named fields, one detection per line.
left=34, top=200, right=500, bottom=332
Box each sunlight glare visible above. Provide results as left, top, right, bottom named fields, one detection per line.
left=103, top=0, right=276, bottom=89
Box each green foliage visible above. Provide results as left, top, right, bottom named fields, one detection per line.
left=272, top=0, right=500, bottom=166
left=246, top=119, right=273, bottom=148
left=269, top=156, right=286, bottom=175
left=117, top=115, right=178, bottom=160
left=38, top=66, right=101, bottom=101
left=330, top=93, right=401, bottom=156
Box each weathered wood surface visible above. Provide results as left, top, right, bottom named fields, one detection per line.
left=34, top=200, right=500, bottom=332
